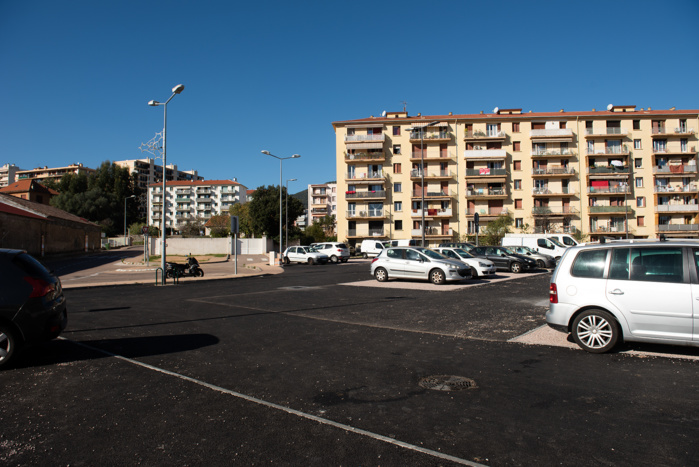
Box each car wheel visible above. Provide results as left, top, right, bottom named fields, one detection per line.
left=330, top=255, right=338, bottom=264
left=510, top=262, right=523, bottom=273
left=0, top=325, right=17, bottom=369
left=374, top=267, right=388, bottom=282
left=537, top=260, right=546, bottom=268
left=363, top=253, right=368, bottom=259
left=430, top=269, right=446, bottom=285
left=307, top=258, right=315, bottom=265
left=572, top=309, right=620, bottom=353
left=470, top=266, right=478, bottom=279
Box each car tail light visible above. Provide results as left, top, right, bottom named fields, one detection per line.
left=371, top=257, right=378, bottom=263
left=549, top=283, right=558, bottom=304
left=24, top=276, right=55, bottom=298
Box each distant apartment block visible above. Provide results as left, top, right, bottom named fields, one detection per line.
left=307, top=182, right=337, bottom=224
left=0, top=164, right=23, bottom=187
left=333, top=106, right=699, bottom=247
left=114, top=158, right=203, bottom=191
left=16, top=163, right=95, bottom=184
left=148, top=180, right=248, bottom=232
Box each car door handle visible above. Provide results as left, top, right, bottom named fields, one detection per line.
left=608, top=289, right=624, bottom=295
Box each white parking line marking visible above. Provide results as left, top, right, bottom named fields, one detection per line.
left=61, top=337, right=486, bottom=467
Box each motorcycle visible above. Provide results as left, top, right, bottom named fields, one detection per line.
left=166, top=256, right=204, bottom=278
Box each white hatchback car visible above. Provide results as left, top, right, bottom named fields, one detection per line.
left=310, top=242, right=350, bottom=263
left=282, top=246, right=329, bottom=265
left=371, top=247, right=471, bottom=285
left=434, top=247, right=496, bottom=278
left=547, top=238, right=699, bottom=353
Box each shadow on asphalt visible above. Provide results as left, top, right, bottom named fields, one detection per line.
left=43, top=247, right=144, bottom=275
left=11, top=333, right=220, bottom=369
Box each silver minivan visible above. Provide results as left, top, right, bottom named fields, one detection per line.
left=547, top=239, right=699, bottom=353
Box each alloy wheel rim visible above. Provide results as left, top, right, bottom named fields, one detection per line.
left=577, top=315, right=613, bottom=349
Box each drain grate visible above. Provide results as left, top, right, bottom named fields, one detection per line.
left=419, top=375, right=477, bottom=391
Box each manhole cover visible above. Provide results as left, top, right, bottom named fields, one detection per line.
left=418, top=375, right=477, bottom=391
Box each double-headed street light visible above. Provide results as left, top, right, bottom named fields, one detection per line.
left=148, top=84, right=184, bottom=278
left=285, top=178, right=297, bottom=252
left=260, top=151, right=301, bottom=257
left=406, top=121, right=440, bottom=247
left=124, top=195, right=136, bottom=239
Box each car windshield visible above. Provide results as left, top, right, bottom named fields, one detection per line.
left=521, top=246, right=536, bottom=254
left=414, top=248, right=446, bottom=260
left=549, top=238, right=566, bottom=247
left=453, top=248, right=474, bottom=258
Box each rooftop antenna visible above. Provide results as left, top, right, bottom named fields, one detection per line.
left=401, top=101, right=408, bottom=113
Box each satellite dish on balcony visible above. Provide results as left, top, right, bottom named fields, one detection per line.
left=607, top=104, right=613, bottom=111
left=493, top=107, right=499, bottom=114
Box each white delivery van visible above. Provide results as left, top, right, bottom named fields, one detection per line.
left=545, top=234, right=578, bottom=247
left=360, top=239, right=385, bottom=258
left=502, top=234, right=568, bottom=260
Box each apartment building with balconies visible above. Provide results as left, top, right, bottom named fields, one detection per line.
left=114, top=158, right=204, bottom=191
left=333, top=106, right=699, bottom=247
left=308, top=182, right=337, bottom=227
left=16, top=163, right=96, bottom=184
left=148, top=179, right=247, bottom=233
left=0, top=164, right=23, bottom=187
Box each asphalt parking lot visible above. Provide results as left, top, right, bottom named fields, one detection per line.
left=2, top=256, right=698, bottom=466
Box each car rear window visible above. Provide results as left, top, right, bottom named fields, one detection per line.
left=571, top=249, right=608, bottom=278
left=13, top=253, right=52, bottom=279
left=337, top=244, right=348, bottom=249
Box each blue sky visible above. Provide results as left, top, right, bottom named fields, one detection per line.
left=2, top=0, right=699, bottom=195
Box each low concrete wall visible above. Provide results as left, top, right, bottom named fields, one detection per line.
left=151, top=236, right=272, bottom=255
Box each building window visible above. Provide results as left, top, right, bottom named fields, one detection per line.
left=347, top=128, right=355, bottom=136
left=637, top=216, right=645, bottom=227
left=512, top=122, right=520, bottom=132
left=513, top=141, right=521, bottom=151
left=515, top=218, right=524, bottom=228
left=634, top=139, right=642, bottom=149
left=633, top=120, right=640, bottom=130
left=395, top=220, right=403, bottom=230
left=634, top=158, right=642, bottom=168
left=394, top=201, right=402, bottom=212
left=393, top=126, right=401, bottom=136
left=514, top=180, right=522, bottom=190
left=513, top=160, right=522, bottom=171
left=394, top=183, right=402, bottom=193
left=635, top=178, right=643, bottom=188
left=515, top=199, right=523, bottom=209
left=393, top=163, right=401, bottom=173
left=393, top=144, right=401, bottom=155
left=636, top=197, right=645, bottom=207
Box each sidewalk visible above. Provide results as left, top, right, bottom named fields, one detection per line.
left=53, top=250, right=284, bottom=289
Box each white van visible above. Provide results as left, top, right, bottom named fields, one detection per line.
left=384, top=239, right=419, bottom=247
left=502, top=234, right=568, bottom=260
left=546, top=234, right=578, bottom=247
left=360, top=239, right=385, bottom=258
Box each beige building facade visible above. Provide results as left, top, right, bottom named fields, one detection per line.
left=333, top=106, right=699, bottom=247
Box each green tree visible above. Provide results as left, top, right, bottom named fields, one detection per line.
left=207, top=214, right=230, bottom=238
left=248, top=185, right=305, bottom=243
left=49, top=161, right=140, bottom=236
left=180, top=219, right=205, bottom=237
left=481, top=214, right=514, bottom=246
left=304, top=222, right=327, bottom=243
left=229, top=203, right=252, bottom=237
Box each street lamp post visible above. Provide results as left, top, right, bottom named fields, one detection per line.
left=148, top=84, right=184, bottom=279
left=260, top=151, right=300, bottom=259
left=407, top=121, right=440, bottom=247
left=285, top=178, right=297, bottom=252
left=124, top=195, right=136, bottom=239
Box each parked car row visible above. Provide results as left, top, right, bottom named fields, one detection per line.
left=282, top=242, right=351, bottom=265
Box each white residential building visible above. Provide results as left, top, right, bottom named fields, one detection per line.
left=114, top=158, right=203, bottom=191
left=307, top=182, right=337, bottom=224
left=0, top=164, right=23, bottom=187
left=148, top=180, right=248, bottom=232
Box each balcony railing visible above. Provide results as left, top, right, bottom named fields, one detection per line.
left=654, top=184, right=698, bottom=193
left=587, top=186, right=631, bottom=194
left=467, top=188, right=506, bottom=196
left=346, top=210, right=384, bottom=218
left=412, top=208, right=453, bottom=217
left=345, top=134, right=385, bottom=143
left=530, top=129, right=575, bottom=139
left=464, top=130, right=507, bottom=139
left=585, top=128, right=629, bottom=136
left=345, top=151, right=385, bottom=161
left=346, top=171, right=385, bottom=180
left=652, top=164, right=697, bottom=174
left=409, top=131, right=451, bottom=140
left=345, top=190, right=386, bottom=199
left=655, top=204, right=699, bottom=212
left=586, top=147, right=630, bottom=156
left=466, top=207, right=509, bottom=216
left=175, top=197, right=191, bottom=202
left=411, top=189, right=456, bottom=197
left=532, top=148, right=578, bottom=157
left=532, top=167, right=576, bottom=175
left=652, top=127, right=696, bottom=135
left=410, top=169, right=455, bottom=178
left=588, top=205, right=633, bottom=214
left=532, top=187, right=576, bottom=195
left=532, top=206, right=579, bottom=215
left=411, top=228, right=453, bottom=236
left=658, top=224, right=699, bottom=232
left=463, top=149, right=507, bottom=159
left=587, top=166, right=630, bottom=175
left=466, top=168, right=507, bottom=177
